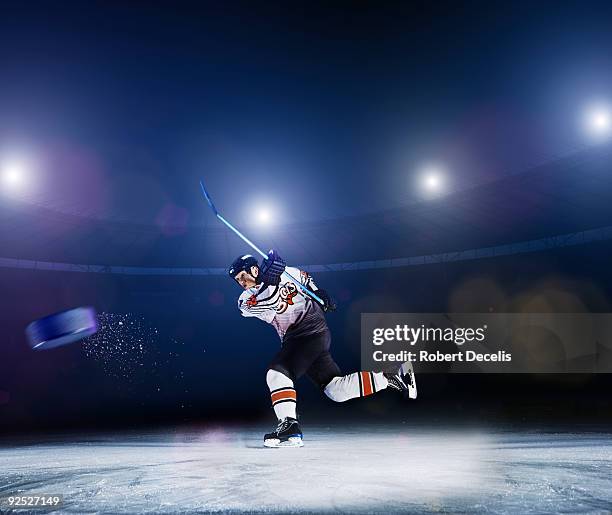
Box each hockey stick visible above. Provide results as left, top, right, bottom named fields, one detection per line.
left=199, top=180, right=325, bottom=306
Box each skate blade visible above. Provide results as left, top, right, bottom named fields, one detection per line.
left=408, top=383, right=417, bottom=399
left=400, top=361, right=418, bottom=399
left=263, top=436, right=304, bottom=448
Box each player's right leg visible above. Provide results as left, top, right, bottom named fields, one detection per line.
left=264, top=369, right=303, bottom=448
left=263, top=332, right=331, bottom=448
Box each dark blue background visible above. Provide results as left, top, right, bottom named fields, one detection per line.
left=2, top=1, right=612, bottom=224
left=2, top=240, right=612, bottom=431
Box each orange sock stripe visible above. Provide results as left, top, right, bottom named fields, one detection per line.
left=361, top=372, right=374, bottom=396
left=271, top=389, right=297, bottom=404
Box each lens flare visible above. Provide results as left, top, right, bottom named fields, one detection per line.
left=584, top=104, right=611, bottom=138
left=418, top=164, right=447, bottom=196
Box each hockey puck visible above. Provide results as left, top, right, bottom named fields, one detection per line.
left=26, top=307, right=98, bottom=351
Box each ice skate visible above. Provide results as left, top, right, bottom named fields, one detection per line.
left=385, top=360, right=417, bottom=399
left=263, top=417, right=304, bottom=448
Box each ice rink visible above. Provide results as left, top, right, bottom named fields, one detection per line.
left=1, top=425, right=612, bottom=513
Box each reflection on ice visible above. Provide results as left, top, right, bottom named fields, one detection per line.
left=1, top=426, right=611, bottom=513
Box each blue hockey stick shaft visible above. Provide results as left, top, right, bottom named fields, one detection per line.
left=199, top=180, right=325, bottom=306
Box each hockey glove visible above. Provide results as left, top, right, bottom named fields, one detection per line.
left=316, top=289, right=337, bottom=313
left=259, top=249, right=287, bottom=286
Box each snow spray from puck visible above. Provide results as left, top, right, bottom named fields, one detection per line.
left=26, top=307, right=98, bottom=350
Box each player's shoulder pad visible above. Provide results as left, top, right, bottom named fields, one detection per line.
left=285, top=266, right=301, bottom=277
left=238, top=288, right=262, bottom=310
left=238, top=290, right=250, bottom=306
left=285, top=266, right=311, bottom=283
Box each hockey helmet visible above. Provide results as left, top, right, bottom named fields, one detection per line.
left=228, top=254, right=259, bottom=281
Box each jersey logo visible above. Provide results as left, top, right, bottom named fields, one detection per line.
left=276, top=282, right=298, bottom=314
left=246, top=294, right=258, bottom=307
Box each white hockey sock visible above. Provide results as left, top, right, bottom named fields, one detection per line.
left=266, top=369, right=297, bottom=420
left=324, top=372, right=388, bottom=402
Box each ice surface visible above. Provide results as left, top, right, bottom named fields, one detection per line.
left=1, top=426, right=612, bottom=513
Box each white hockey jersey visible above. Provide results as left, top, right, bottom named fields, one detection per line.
left=237, top=266, right=328, bottom=340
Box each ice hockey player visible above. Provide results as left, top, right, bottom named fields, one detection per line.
left=228, top=251, right=417, bottom=448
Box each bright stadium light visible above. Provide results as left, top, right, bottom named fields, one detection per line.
left=1, top=158, right=29, bottom=193
left=257, top=208, right=271, bottom=224
left=418, top=164, right=447, bottom=196
left=592, top=111, right=609, bottom=131
left=584, top=104, right=611, bottom=138
left=425, top=173, right=441, bottom=190
left=246, top=199, right=278, bottom=228
left=251, top=202, right=278, bottom=226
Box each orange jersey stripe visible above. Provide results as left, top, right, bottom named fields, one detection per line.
left=361, top=372, right=374, bottom=396
left=271, top=389, right=297, bottom=404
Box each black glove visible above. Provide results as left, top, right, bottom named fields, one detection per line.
left=259, top=249, right=286, bottom=286
left=316, top=289, right=337, bottom=313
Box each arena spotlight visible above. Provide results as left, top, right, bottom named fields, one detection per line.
left=1, top=158, right=29, bottom=193
left=425, top=173, right=441, bottom=190
left=245, top=199, right=277, bottom=227
left=584, top=104, right=611, bottom=138
left=257, top=208, right=271, bottom=224
left=418, top=164, right=446, bottom=196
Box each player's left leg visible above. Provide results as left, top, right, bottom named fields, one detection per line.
left=325, top=370, right=389, bottom=401
left=308, top=352, right=417, bottom=402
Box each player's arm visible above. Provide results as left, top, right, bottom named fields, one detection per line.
left=261, top=249, right=337, bottom=312
left=286, top=265, right=336, bottom=313
left=237, top=293, right=276, bottom=323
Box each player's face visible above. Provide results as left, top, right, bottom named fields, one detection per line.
left=234, top=266, right=259, bottom=289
